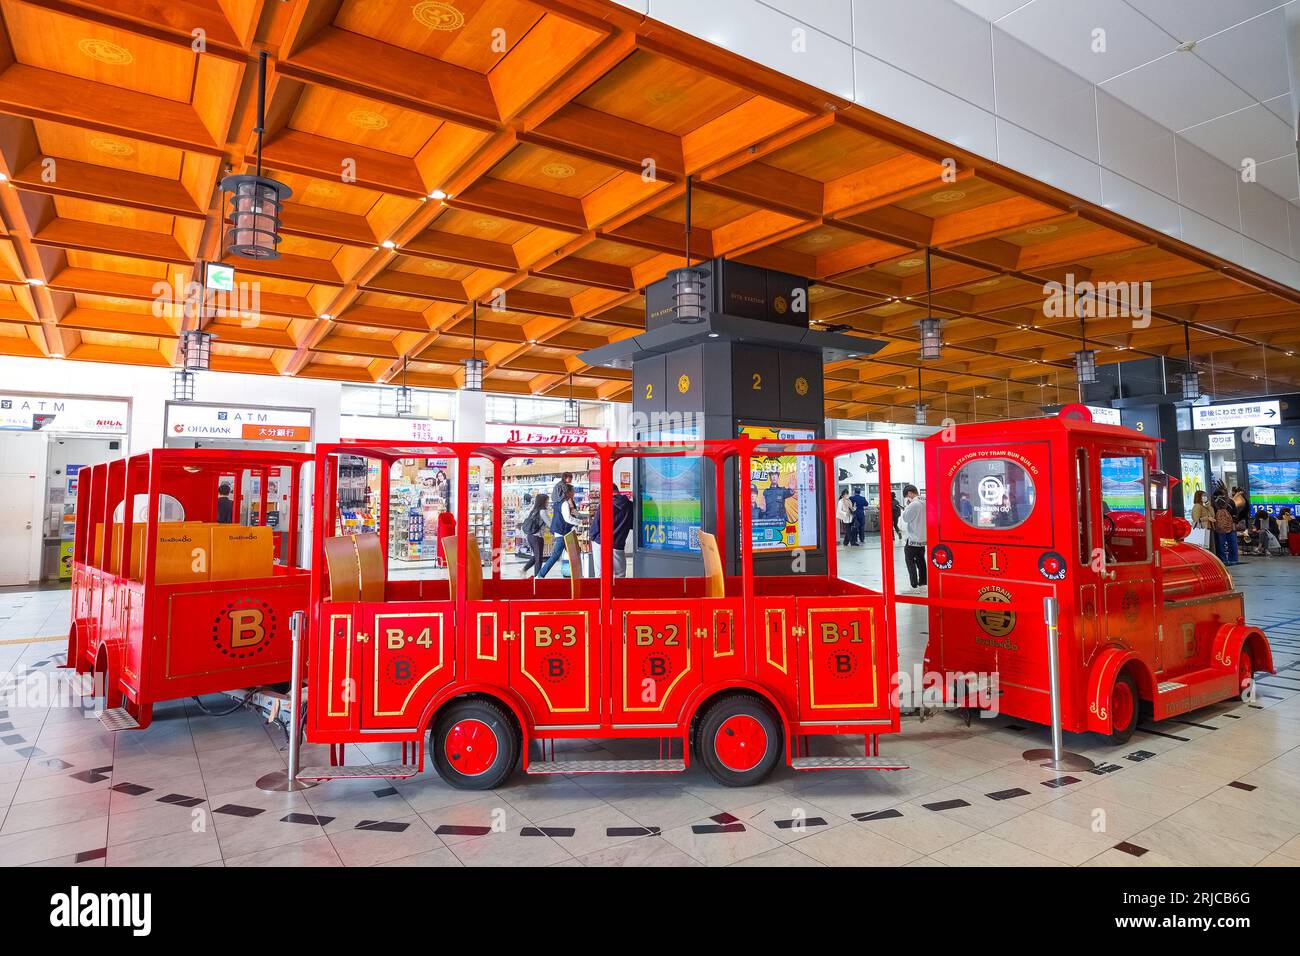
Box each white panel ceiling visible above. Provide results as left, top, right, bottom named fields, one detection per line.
left=962, top=0, right=1300, bottom=202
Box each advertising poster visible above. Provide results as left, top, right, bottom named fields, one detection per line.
left=1246, top=461, right=1300, bottom=517
left=1180, top=454, right=1208, bottom=515
left=59, top=541, right=74, bottom=580
left=1100, top=456, right=1146, bottom=512
left=639, top=457, right=703, bottom=553
left=739, top=425, right=819, bottom=551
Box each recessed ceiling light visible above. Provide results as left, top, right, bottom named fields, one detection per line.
left=26, top=278, right=43, bottom=286
left=381, top=240, right=397, bottom=249
left=319, top=313, right=332, bottom=320
left=707, top=332, right=719, bottom=338
left=428, top=189, right=448, bottom=200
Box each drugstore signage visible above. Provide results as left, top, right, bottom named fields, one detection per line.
left=1192, top=400, right=1280, bottom=431
left=340, top=416, right=453, bottom=442
left=485, top=423, right=607, bottom=445
left=0, top=394, right=129, bottom=434
left=165, top=403, right=313, bottom=441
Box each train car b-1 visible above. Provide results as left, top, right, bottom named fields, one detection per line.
left=922, top=411, right=1273, bottom=742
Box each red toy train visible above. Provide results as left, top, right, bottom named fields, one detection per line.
left=66, top=415, right=1273, bottom=788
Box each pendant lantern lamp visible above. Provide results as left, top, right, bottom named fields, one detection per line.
left=172, top=369, right=196, bottom=402
left=1181, top=322, right=1200, bottom=400
left=564, top=373, right=580, bottom=425
left=671, top=176, right=706, bottom=324
left=918, top=249, right=942, bottom=360
left=220, top=52, right=291, bottom=260
left=181, top=328, right=214, bottom=371
left=394, top=356, right=413, bottom=417
left=1075, top=315, right=1097, bottom=386
left=462, top=301, right=485, bottom=391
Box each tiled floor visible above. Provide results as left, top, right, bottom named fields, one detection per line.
left=2, top=548, right=1298, bottom=868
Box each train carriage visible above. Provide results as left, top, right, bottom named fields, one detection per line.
left=304, top=437, right=907, bottom=788
left=66, top=449, right=312, bottom=730
left=922, top=411, right=1274, bottom=742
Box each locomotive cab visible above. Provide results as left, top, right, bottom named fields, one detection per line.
left=922, top=414, right=1272, bottom=743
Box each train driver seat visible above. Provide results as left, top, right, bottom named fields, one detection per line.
left=441, top=535, right=483, bottom=602
left=323, top=533, right=385, bottom=602
left=697, top=531, right=726, bottom=599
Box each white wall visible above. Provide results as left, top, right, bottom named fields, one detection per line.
left=0, top=355, right=344, bottom=456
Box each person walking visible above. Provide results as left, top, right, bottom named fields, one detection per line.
left=837, top=489, right=855, bottom=547
left=890, top=491, right=903, bottom=541
left=1213, top=493, right=1239, bottom=566
left=550, top=472, right=574, bottom=510
left=591, top=487, right=633, bottom=578
left=849, top=488, right=868, bottom=545
left=520, top=493, right=549, bottom=578
left=538, top=485, right=580, bottom=578
left=898, top=484, right=927, bottom=589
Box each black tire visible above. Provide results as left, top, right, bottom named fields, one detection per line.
left=1109, top=672, right=1140, bottom=744
left=696, top=695, right=782, bottom=787
left=430, top=698, right=518, bottom=790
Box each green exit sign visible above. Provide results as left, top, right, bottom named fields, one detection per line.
left=205, top=263, right=234, bottom=291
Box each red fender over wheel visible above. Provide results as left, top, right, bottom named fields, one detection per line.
left=1210, top=624, right=1274, bottom=679
left=1084, top=647, right=1151, bottom=735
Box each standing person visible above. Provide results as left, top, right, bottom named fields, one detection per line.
left=837, top=489, right=855, bottom=547
left=1213, top=493, right=1239, bottom=566
left=520, top=493, right=549, bottom=578
left=957, top=493, right=973, bottom=522
left=890, top=491, right=903, bottom=541
left=538, top=486, right=580, bottom=578
left=849, top=488, right=868, bottom=545
left=550, top=472, right=574, bottom=510
left=591, top=487, right=633, bottom=578
left=1190, top=489, right=1213, bottom=531
left=216, top=482, right=234, bottom=523
left=898, top=484, right=926, bottom=589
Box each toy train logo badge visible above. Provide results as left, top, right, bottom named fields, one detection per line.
left=212, top=599, right=276, bottom=659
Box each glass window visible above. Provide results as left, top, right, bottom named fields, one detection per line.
left=1076, top=449, right=1091, bottom=566
left=950, top=458, right=1036, bottom=530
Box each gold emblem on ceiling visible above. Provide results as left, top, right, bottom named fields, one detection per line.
left=541, top=162, right=576, bottom=179
left=77, top=38, right=133, bottom=65
left=931, top=190, right=967, bottom=203
left=413, top=2, right=465, bottom=31
left=90, top=137, right=134, bottom=157
left=348, top=109, right=389, bottom=131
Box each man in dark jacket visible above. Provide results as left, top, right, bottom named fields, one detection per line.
left=849, top=490, right=868, bottom=545
left=592, top=489, right=633, bottom=577
left=217, top=482, right=234, bottom=523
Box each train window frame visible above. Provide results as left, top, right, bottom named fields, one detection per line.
left=1075, top=448, right=1092, bottom=567
left=1099, top=453, right=1152, bottom=565
left=949, top=457, right=1037, bottom=531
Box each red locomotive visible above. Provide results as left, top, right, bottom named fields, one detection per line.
left=303, top=437, right=906, bottom=788
left=66, top=449, right=311, bottom=730
left=922, top=412, right=1273, bottom=742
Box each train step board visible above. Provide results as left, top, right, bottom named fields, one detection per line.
left=95, top=708, right=140, bottom=731
left=527, top=758, right=686, bottom=775
left=296, top=765, right=420, bottom=781
left=790, top=756, right=909, bottom=771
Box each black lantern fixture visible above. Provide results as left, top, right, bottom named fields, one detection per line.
left=172, top=369, right=196, bottom=402
left=913, top=366, right=928, bottom=425
left=181, top=328, right=214, bottom=371
left=462, top=301, right=484, bottom=391
left=671, top=175, right=705, bottom=324
left=564, top=373, right=580, bottom=425
left=918, top=249, right=941, bottom=360
left=1074, top=315, right=1097, bottom=386
left=1181, top=322, right=1200, bottom=400
left=219, top=52, right=291, bottom=260
left=394, top=356, right=413, bottom=416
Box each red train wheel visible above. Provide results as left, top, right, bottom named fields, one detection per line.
left=714, top=715, right=766, bottom=773
left=1238, top=648, right=1255, bottom=701
left=1109, top=672, right=1139, bottom=744
left=431, top=698, right=518, bottom=790
left=444, top=718, right=498, bottom=777
left=697, top=696, right=781, bottom=787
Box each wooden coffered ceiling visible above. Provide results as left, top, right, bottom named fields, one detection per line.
left=0, top=0, right=1297, bottom=423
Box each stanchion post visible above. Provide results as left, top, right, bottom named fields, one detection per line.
left=257, top=609, right=318, bottom=792
left=1022, top=595, right=1095, bottom=773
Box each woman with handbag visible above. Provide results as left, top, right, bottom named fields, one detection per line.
left=521, top=493, right=549, bottom=578
left=837, top=489, right=855, bottom=547
left=1213, top=494, right=1239, bottom=566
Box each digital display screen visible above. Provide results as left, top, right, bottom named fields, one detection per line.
left=638, top=457, right=703, bottom=553
left=637, top=422, right=704, bottom=554
left=1101, top=456, right=1146, bottom=513
left=1246, top=461, right=1300, bottom=517
left=1180, top=455, right=1208, bottom=516
left=739, top=424, right=819, bottom=552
